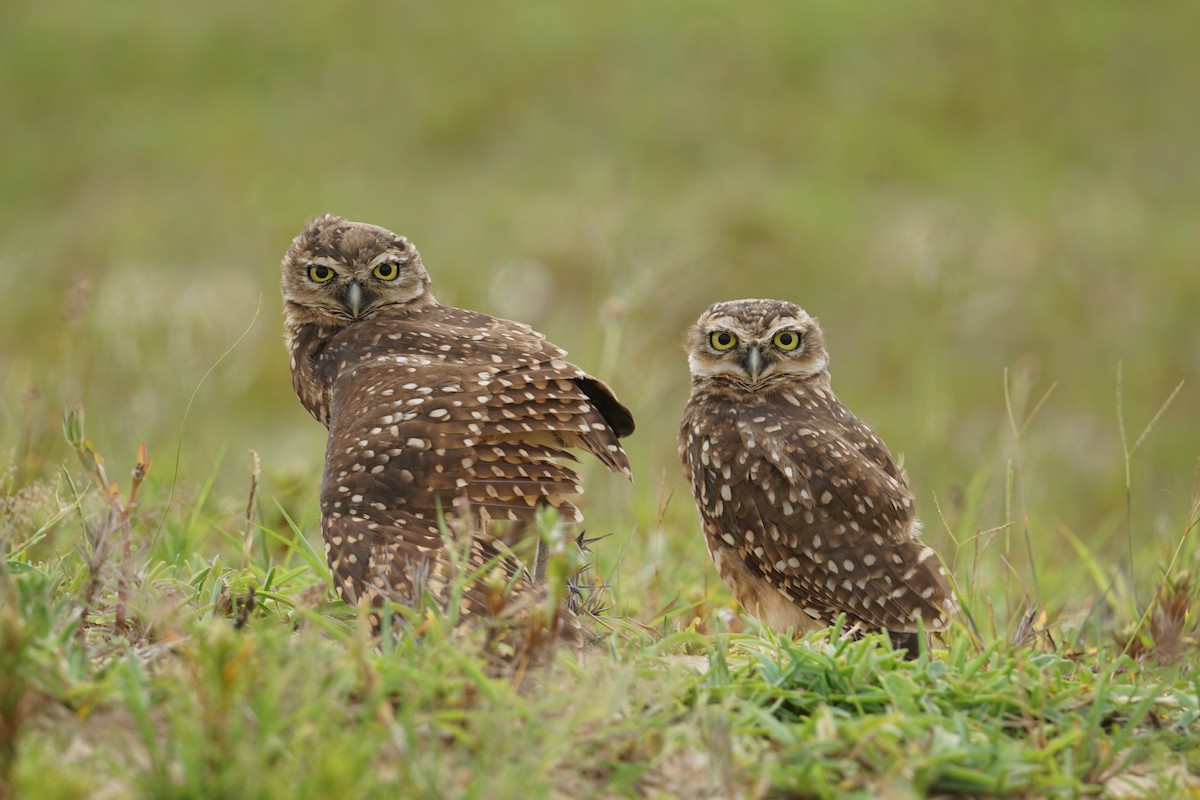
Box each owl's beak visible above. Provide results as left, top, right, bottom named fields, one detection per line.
left=346, top=281, right=365, bottom=318
left=746, top=346, right=765, bottom=383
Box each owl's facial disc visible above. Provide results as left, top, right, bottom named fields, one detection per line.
left=687, top=305, right=829, bottom=388
left=299, top=250, right=427, bottom=320
left=282, top=215, right=435, bottom=326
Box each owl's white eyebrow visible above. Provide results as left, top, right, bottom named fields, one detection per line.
left=306, top=256, right=340, bottom=268
left=369, top=252, right=409, bottom=267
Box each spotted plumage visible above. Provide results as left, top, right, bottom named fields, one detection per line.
left=281, top=214, right=634, bottom=622
left=678, top=299, right=955, bottom=654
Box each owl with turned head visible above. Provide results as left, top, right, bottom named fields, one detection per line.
left=678, top=299, right=955, bottom=654
left=281, top=214, right=634, bottom=623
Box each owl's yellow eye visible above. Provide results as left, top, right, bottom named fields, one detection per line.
left=373, top=260, right=400, bottom=281
left=308, top=264, right=334, bottom=283
left=709, top=331, right=738, bottom=351
left=773, top=330, right=801, bottom=351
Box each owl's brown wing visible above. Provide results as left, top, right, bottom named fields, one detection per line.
left=316, top=306, right=632, bottom=612
left=739, top=395, right=954, bottom=633
left=686, top=389, right=953, bottom=634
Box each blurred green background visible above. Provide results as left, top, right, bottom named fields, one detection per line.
left=3, top=1, right=1198, bottom=629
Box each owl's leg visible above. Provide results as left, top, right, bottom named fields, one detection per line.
left=534, top=538, right=550, bottom=584
left=887, top=630, right=924, bottom=659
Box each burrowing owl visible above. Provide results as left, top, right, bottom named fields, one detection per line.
left=678, top=299, right=954, bottom=654
left=281, top=214, right=634, bottom=622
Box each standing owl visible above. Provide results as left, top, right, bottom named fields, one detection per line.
left=281, top=214, right=634, bottom=624
left=678, top=299, right=954, bottom=654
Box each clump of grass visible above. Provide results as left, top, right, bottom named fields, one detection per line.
left=61, top=403, right=153, bottom=638
left=1117, top=571, right=1199, bottom=665
left=0, top=578, right=29, bottom=799
left=693, top=628, right=1199, bottom=797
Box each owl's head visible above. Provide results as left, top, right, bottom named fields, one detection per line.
left=281, top=214, right=434, bottom=327
left=685, top=298, right=830, bottom=388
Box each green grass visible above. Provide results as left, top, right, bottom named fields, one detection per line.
left=3, top=458, right=1198, bottom=798
left=4, top=0, right=1200, bottom=796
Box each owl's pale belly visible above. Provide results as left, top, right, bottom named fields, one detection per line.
left=710, top=545, right=823, bottom=633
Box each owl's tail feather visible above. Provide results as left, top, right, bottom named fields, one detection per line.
left=324, top=511, right=586, bottom=652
